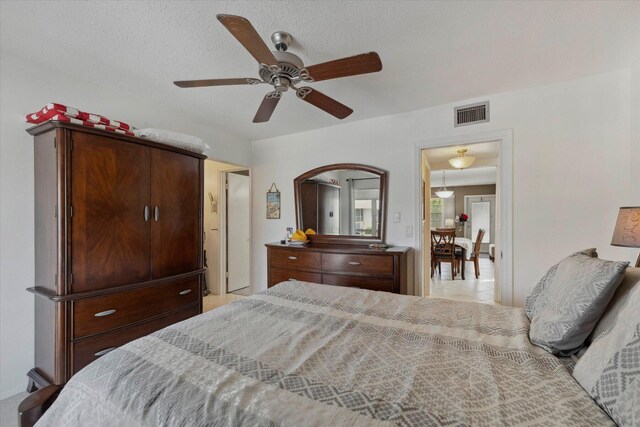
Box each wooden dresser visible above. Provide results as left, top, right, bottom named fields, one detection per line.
left=27, top=122, right=205, bottom=390
left=266, top=243, right=410, bottom=294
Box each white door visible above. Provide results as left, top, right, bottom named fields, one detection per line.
left=226, top=171, right=250, bottom=292
left=464, top=195, right=495, bottom=253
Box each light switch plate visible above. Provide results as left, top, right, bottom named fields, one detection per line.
left=406, top=226, right=413, bottom=237
left=393, top=212, right=401, bottom=223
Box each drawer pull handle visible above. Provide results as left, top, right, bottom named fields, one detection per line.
left=94, top=347, right=117, bottom=357
left=179, top=289, right=192, bottom=295
left=348, top=261, right=361, bottom=266
left=94, top=309, right=116, bottom=317
left=288, top=256, right=298, bottom=260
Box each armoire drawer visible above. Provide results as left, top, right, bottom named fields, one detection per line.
left=270, top=248, right=321, bottom=270
left=72, top=303, right=199, bottom=374
left=73, top=276, right=200, bottom=339
left=321, top=253, right=393, bottom=276
left=322, top=274, right=395, bottom=293
left=269, top=267, right=322, bottom=287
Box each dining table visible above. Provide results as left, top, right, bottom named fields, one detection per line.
left=431, top=231, right=474, bottom=280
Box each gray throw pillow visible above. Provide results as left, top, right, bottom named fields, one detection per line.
left=524, top=248, right=598, bottom=320
left=529, top=253, right=628, bottom=355
left=573, top=284, right=640, bottom=427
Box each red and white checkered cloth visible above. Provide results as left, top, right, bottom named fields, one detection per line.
left=26, top=103, right=132, bottom=133
left=45, top=114, right=135, bottom=136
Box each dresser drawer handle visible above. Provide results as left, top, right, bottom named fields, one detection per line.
left=94, top=309, right=116, bottom=317
left=348, top=261, right=361, bottom=266
left=179, top=289, right=192, bottom=295
left=288, top=256, right=298, bottom=260
left=94, top=347, right=117, bottom=357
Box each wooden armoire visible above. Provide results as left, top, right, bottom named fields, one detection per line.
left=26, top=122, right=205, bottom=391
left=299, top=180, right=340, bottom=234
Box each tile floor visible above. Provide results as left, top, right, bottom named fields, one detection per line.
left=429, top=255, right=495, bottom=304
left=203, top=292, right=247, bottom=312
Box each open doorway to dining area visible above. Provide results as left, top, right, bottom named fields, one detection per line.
left=422, top=141, right=500, bottom=304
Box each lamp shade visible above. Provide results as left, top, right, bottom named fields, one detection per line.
left=611, top=206, right=640, bottom=247
left=448, top=148, right=476, bottom=170
left=435, top=190, right=454, bottom=198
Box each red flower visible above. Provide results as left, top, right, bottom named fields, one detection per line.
left=459, top=213, right=469, bottom=221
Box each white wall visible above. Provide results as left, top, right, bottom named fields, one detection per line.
left=0, top=52, right=250, bottom=398
left=251, top=69, right=637, bottom=304
left=631, top=64, right=640, bottom=203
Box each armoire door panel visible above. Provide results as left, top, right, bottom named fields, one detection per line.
left=150, top=149, right=200, bottom=277
left=70, top=131, right=151, bottom=292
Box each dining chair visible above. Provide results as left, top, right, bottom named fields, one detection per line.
left=430, top=230, right=462, bottom=278
left=466, top=229, right=486, bottom=279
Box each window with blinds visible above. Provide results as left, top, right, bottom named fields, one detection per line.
left=430, top=198, right=444, bottom=228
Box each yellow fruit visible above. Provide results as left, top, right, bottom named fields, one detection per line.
left=291, top=230, right=307, bottom=241
left=304, top=228, right=316, bottom=235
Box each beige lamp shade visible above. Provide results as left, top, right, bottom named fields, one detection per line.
left=448, top=148, right=476, bottom=170
left=611, top=206, right=640, bottom=247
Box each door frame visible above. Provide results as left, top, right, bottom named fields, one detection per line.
left=414, top=129, right=514, bottom=305
left=220, top=167, right=252, bottom=295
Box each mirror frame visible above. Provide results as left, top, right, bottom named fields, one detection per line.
left=294, top=163, right=387, bottom=245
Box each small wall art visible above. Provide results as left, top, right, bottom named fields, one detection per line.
left=266, top=183, right=281, bottom=219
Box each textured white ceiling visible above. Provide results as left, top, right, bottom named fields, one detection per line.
left=1, top=1, right=639, bottom=141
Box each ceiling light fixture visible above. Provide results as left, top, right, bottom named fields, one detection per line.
left=435, top=171, right=454, bottom=199
left=449, top=148, right=476, bottom=170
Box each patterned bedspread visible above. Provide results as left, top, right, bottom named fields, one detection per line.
left=37, top=282, right=613, bottom=426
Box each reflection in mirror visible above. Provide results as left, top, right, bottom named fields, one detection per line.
left=299, top=170, right=381, bottom=237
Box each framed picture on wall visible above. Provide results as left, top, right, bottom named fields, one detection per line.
left=266, top=183, right=280, bottom=219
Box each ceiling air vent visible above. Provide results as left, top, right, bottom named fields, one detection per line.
left=454, top=101, right=489, bottom=127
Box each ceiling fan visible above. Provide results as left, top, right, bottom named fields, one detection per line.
left=174, top=14, right=382, bottom=123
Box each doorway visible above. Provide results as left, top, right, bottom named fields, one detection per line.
left=202, top=160, right=251, bottom=313
left=416, top=130, right=514, bottom=305
left=225, top=170, right=251, bottom=294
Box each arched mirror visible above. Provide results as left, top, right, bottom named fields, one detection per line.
left=294, top=164, right=387, bottom=245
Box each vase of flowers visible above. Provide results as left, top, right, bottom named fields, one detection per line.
left=457, top=213, right=468, bottom=234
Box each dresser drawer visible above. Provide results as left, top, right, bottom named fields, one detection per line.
left=73, top=276, right=200, bottom=339
left=322, top=274, right=395, bottom=293
left=270, top=248, right=321, bottom=270
left=72, top=303, right=199, bottom=374
left=269, top=267, right=322, bottom=287
left=321, top=253, right=393, bottom=276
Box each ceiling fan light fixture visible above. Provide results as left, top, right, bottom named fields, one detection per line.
left=435, top=171, right=454, bottom=199
left=449, top=148, right=476, bottom=170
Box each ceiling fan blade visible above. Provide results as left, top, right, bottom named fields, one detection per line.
left=253, top=91, right=282, bottom=123
left=216, top=14, right=278, bottom=66
left=174, top=78, right=261, bottom=88
left=305, top=52, right=382, bottom=82
left=296, top=87, right=353, bottom=119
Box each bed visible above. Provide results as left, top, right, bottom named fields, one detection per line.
left=33, top=280, right=615, bottom=426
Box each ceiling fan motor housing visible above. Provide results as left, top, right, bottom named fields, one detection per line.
left=259, top=50, right=305, bottom=89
